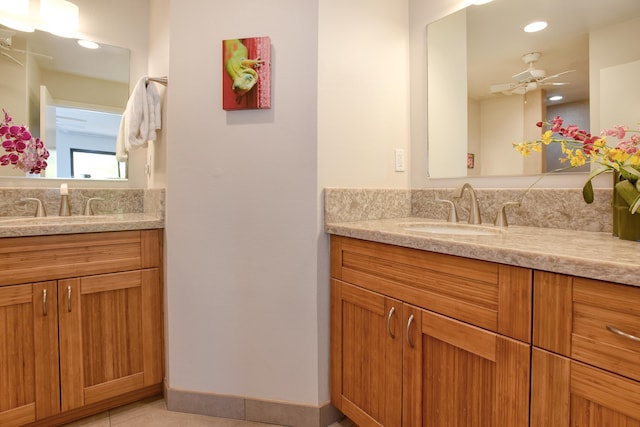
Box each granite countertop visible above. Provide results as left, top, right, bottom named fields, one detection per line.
left=0, top=213, right=164, bottom=238
left=325, top=217, right=640, bottom=287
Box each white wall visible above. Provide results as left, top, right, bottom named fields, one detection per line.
left=165, top=0, right=322, bottom=404
left=318, top=0, right=410, bottom=189
left=590, top=16, right=640, bottom=134
left=426, top=8, right=467, bottom=178
left=478, top=96, right=524, bottom=176
left=165, top=0, right=411, bottom=407
left=409, top=0, right=470, bottom=187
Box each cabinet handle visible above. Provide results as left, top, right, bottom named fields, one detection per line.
left=42, top=289, right=47, bottom=316
left=406, top=314, right=415, bottom=348
left=387, top=307, right=396, bottom=338
left=67, top=285, right=72, bottom=312
left=606, top=325, right=640, bottom=343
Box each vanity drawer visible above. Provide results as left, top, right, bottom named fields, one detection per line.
left=330, top=235, right=532, bottom=342
left=534, top=272, right=640, bottom=381
left=0, top=230, right=162, bottom=287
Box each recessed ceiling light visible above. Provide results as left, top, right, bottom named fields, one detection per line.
left=77, top=39, right=99, bottom=49
left=548, top=95, right=563, bottom=101
left=524, top=21, right=548, bottom=33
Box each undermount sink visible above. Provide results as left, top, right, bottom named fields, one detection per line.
left=0, top=215, right=111, bottom=225
left=402, top=222, right=504, bottom=236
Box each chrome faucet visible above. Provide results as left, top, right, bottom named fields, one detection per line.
left=455, top=183, right=481, bottom=224
left=20, top=197, right=47, bottom=217
left=83, top=197, right=104, bottom=216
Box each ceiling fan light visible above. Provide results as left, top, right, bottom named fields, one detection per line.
left=524, top=21, right=548, bottom=33
left=77, top=39, right=99, bottom=49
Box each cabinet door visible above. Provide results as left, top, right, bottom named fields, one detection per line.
left=0, top=281, right=60, bottom=427
left=405, top=308, right=530, bottom=427
left=331, top=279, right=403, bottom=427
left=531, top=348, right=640, bottom=426
left=58, top=269, right=163, bottom=411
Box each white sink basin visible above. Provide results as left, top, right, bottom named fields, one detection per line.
left=402, top=222, right=503, bottom=236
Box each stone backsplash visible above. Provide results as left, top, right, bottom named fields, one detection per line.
left=325, top=186, right=612, bottom=232
left=0, top=187, right=165, bottom=219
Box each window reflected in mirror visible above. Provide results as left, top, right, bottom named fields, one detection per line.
left=0, top=23, right=130, bottom=180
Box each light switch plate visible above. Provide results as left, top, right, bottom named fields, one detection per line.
left=395, top=148, right=405, bottom=172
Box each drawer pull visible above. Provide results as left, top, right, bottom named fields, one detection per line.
left=387, top=307, right=396, bottom=339
left=67, top=285, right=72, bottom=312
left=42, top=289, right=47, bottom=316
left=606, top=325, right=640, bottom=343
left=406, top=314, right=415, bottom=348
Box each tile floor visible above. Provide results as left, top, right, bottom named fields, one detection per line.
left=61, top=397, right=355, bottom=427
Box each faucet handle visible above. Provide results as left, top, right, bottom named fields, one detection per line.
left=435, top=197, right=459, bottom=223
left=494, top=201, right=520, bottom=228
left=83, top=197, right=105, bottom=216
left=20, top=198, right=47, bottom=217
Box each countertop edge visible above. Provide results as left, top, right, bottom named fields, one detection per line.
left=326, top=217, right=639, bottom=288
left=0, top=214, right=164, bottom=238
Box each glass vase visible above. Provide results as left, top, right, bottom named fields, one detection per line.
left=612, top=172, right=640, bottom=241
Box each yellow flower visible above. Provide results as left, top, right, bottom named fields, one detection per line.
left=514, top=142, right=531, bottom=156
left=594, top=138, right=607, bottom=149
left=541, top=130, right=553, bottom=145
left=608, top=148, right=630, bottom=163
left=570, top=149, right=586, bottom=167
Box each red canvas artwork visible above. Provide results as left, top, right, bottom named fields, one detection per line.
left=222, top=36, right=271, bottom=110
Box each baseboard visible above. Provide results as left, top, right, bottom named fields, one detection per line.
left=165, top=385, right=342, bottom=427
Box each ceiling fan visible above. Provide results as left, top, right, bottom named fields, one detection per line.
left=0, top=28, right=52, bottom=67
left=489, top=52, right=575, bottom=96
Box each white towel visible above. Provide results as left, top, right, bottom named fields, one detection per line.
left=116, top=76, right=162, bottom=161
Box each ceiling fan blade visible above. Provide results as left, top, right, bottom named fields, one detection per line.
left=0, top=51, right=23, bottom=66
left=541, top=70, right=575, bottom=81
left=540, top=81, right=569, bottom=86
left=512, top=68, right=534, bottom=81
left=490, top=83, right=517, bottom=93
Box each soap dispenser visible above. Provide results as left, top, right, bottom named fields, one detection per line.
left=59, top=183, right=71, bottom=216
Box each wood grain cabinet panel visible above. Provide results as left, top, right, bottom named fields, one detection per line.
left=531, top=348, right=640, bottom=426
left=533, top=271, right=640, bottom=426
left=0, top=230, right=163, bottom=427
left=0, top=282, right=60, bottom=427
left=330, top=236, right=532, bottom=426
left=534, top=271, right=640, bottom=381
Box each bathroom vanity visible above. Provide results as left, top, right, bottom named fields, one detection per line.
left=327, top=218, right=640, bottom=426
left=0, top=189, right=165, bottom=427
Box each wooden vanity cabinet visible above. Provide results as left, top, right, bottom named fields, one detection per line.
left=330, top=236, right=532, bottom=427
left=531, top=271, right=640, bottom=426
left=0, top=230, right=164, bottom=427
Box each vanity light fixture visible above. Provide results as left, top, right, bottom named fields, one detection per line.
left=524, top=21, right=548, bottom=33
left=0, top=0, right=34, bottom=32
left=0, top=0, right=79, bottom=37
left=548, top=95, right=563, bottom=101
left=40, top=0, right=79, bottom=37
left=77, top=39, right=99, bottom=49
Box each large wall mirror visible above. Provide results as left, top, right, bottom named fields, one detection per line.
left=0, top=23, right=130, bottom=180
left=426, top=0, right=640, bottom=179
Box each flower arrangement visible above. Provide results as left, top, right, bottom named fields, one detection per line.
left=513, top=116, right=640, bottom=213
left=0, top=108, right=49, bottom=174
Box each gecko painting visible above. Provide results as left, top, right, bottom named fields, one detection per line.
left=222, top=36, right=271, bottom=110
